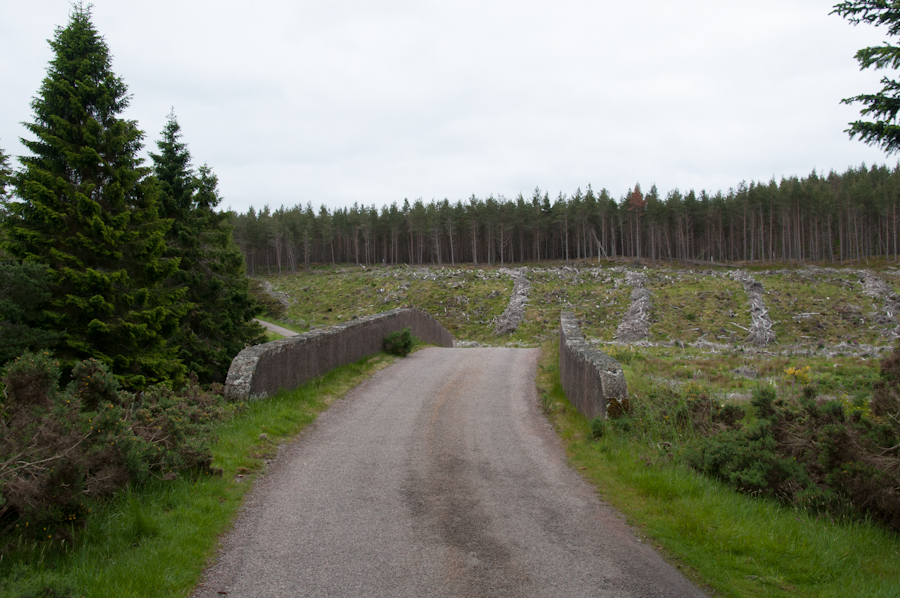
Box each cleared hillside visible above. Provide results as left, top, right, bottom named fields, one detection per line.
left=262, top=261, right=899, bottom=403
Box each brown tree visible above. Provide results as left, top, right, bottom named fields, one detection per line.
left=627, top=184, right=647, bottom=259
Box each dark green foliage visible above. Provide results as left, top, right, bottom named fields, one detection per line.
left=248, top=279, right=286, bottom=319
left=833, top=1, right=900, bottom=153
left=0, top=352, right=227, bottom=534
left=749, top=385, right=777, bottom=418
left=3, top=350, right=61, bottom=409
left=384, top=327, right=414, bottom=357
left=872, top=340, right=900, bottom=416
left=686, top=370, right=900, bottom=532
left=0, top=262, right=59, bottom=364
left=687, top=419, right=811, bottom=496
left=2, top=5, right=184, bottom=389
left=716, top=403, right=745, bottom=428
left=618, top=369, right=899, bottom=532
left=590, top=415, right=606, bottom=439
left=231, top=162, right=900, bottom=269
left=150, top=113, right=264, bottom=385
left=610, top=415, right=633, bottom=433
left=67, top=357, right=121, bottom=412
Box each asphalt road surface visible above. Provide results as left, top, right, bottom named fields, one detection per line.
left=193, top=347, right=706, bottom=598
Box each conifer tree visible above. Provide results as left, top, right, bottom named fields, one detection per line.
left=0, top=145, right=10, bottom=203
left=2, top=4, right=184, bottom=388
left=0, top=144, right=11, bottom=230
left=151, top=113, right=264, bottom=385
left=834, top=1, right=900, bottom=153
left=0, top=261, right=60, bottom=364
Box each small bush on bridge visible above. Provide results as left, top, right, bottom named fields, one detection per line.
left=384, top=327, right=414, bottom=357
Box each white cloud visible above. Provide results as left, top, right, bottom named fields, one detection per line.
left=0, top=0, right=893, bottom=212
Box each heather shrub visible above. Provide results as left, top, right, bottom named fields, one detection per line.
left=1, top=353, right=86, bottom=529
left=0, top=353, right=227, bottom=535
left=67, top=357, right=124, bottom=411
left=3, top=351, right=59, bottom=410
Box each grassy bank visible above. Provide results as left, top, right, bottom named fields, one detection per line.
left=259, top=261, right=900, bottom=354
left=0, top=352, right=398, bottom=598
left=536, top=340, right=900, bottom=598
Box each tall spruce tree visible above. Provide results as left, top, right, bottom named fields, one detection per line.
left=2, top=4, right=184, bottom=388
left=151, top=113, right=263, bottom=385
left=0, top=261, right=60, bottom=365
left=833, top=1, right=900, bottom=153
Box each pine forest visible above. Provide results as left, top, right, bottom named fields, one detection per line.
left=231, top=165, right=900, bottom=273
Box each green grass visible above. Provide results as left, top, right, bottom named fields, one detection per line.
left=263, top=329, right=284, bottom=342
left=0, top=352, right=399, bottom=598
left=257, top=317, right=304, bottom=337
left=537, top=340, right=900, bottom=598
left=524, top=267, right=629, bottom=342
left=759, top=269, right=882, bottom=346
left=260, top=261, right=900, bottom=352
left=648, top=270, right=750, bottom=344
left=621, top=345, right=881, bottom=402
left=267, top=265, right=515, bottom=343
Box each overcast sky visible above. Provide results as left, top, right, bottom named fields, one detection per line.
left=0, top=0, right=895, bottom=213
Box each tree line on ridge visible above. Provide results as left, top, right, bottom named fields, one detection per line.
left=231, top=164, right=900, bottom=274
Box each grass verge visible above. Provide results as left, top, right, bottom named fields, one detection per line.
left=536, top=340, right=900, bottom=598
left=0, top=352, right=398, bottom=598
left=263, top=329, right=284, bottom=342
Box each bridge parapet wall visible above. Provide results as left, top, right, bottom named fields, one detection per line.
left=225, top=308, right=454, bottom=400
left=559, top=311, right=627, bottom=419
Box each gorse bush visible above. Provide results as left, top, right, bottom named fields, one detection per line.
left=617, top=359, right=899, bottom=533
left=686, top=360, right=900, bottom=532
left=0, top=352, right=228, bottom=536
left=686, top=413, right=812, bottom=498
left=384, top=327, right=414, bottom=357
left=622, top=382, right=743, bottom=445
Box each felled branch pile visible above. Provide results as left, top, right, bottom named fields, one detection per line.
left=615, top=271, right=651, bottom=342
left=731, top=270, right=775, bottom=346
left=261, top=280, right=292, bottom=312
left=859, top=271, right=900, bottom=338
left=493, top=268, right=530, bottom=335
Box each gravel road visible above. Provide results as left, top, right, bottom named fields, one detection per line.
left=254, top=319, right=299, bottom=337
left=193, top=347, right=706, bottom=598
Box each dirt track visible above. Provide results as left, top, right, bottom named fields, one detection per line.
left=193, top=348, right=705, bottom=598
